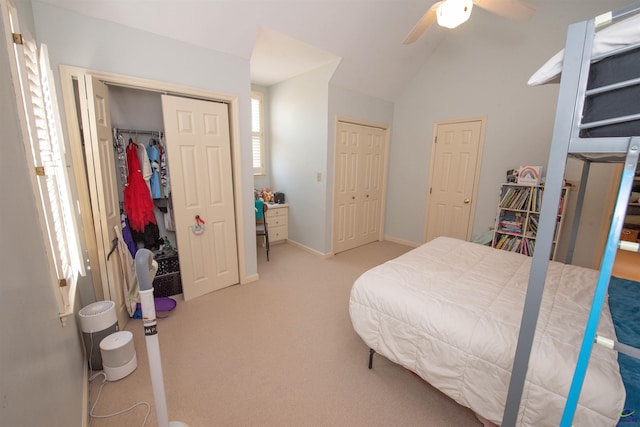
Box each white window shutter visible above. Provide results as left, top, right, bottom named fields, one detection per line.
left=17, top=37, right=82, bottom=313
left=251, top=92, right=265, bottom=175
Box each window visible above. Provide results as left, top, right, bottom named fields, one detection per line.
left=251, top=91, right=265, bottom=175
left=5, top=1, right=83, bottom=319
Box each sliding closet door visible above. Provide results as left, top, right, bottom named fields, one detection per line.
left=78, top=76, right=129, bottom=328
left=161, top=95, right=239, bottom=301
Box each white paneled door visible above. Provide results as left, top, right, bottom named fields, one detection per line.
left=79, top=76, right=129, bottom=329
left=425, top=119, right=484, bottom=242
left=161, top=95, right=239, bottom=301
left=333, top=122, right=387, bottom=254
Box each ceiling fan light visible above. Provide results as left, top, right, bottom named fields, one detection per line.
left=436, top=0, right=474, bottom=29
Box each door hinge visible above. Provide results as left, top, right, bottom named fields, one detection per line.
left=429, top=187, right=432, bottom=194
left=434, top=136, right=437, bottom=144
left=59, top=278, right=68, bottom=288
left=35, top=166, right=45, bottom=176
left=12, top=33, right=23, bottom=45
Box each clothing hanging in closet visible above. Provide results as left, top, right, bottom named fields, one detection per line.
left=124, top=140, right=157, bottom=232
left=147, top=142, right=162, bottom=199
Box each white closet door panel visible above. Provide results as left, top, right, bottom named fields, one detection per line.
left=179, top=146, right=200, bottom=207
left=206, top=147, right=224, bottom=204
left=357, top=127, right=385, bottom=247
left=333, top=122, right=387, bottom=253
left=186, top=224, right=208, bottom=282
left=162, top=95, right=238, bottom=301
left=79, top=75, right=128, bottom=329
left=334, top=127, right=361, bottom=253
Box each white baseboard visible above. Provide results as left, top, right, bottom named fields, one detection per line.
left=242, top=273, right=259, bottom=284
left=383, top=235, right=421, bottom=248
left=286, top=240, right=333, bottom=258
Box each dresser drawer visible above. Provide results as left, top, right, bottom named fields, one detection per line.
left=270, top=225, right=288, bottom=242
left=266, top=206, right=288, bottom=225
left=266, top=206, right=287, bottom=217
left=266, top=212, right=287, bottom=227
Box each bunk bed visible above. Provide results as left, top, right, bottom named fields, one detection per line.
left=350, top=4, right=640, bottom=426
left=509, top=4, right=640, bottom=427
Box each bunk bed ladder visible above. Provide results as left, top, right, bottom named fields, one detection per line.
left=560, top=139, right=639, bottom=427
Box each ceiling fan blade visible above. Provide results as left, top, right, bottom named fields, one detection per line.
left=473, top=0, right=535, bottom=22
left=403, top=3, right=440, bottom=44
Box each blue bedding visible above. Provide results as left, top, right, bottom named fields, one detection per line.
left=609, top=276, right=640, bottom=426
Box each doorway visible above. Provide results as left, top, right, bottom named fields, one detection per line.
left=424, top=117, right=486, bottom=242
left=60, top=66, right=245, bottom=325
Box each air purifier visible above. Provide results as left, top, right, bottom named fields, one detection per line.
left=79, top=300, right=117, bottom=370
left=100, top=331, right=137, bottom=381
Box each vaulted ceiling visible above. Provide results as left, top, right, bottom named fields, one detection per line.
left=38, top=0, right=544, bottom=101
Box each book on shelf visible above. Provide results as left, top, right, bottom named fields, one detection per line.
left=500, top=187, right=531, bottom=210
left=494, top=234, right=522, bottom=252
left=528, top=214, right=539, bottom=235
left=498, top=211, right=525, bottom=234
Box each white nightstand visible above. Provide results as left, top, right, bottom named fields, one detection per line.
left=266, top=203, right=288, bottom=243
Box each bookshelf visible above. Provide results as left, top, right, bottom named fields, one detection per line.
left=491, top=183, right=569, bottom=260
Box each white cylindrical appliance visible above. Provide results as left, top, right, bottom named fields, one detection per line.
left=136, top=248, right=189, bottom=427
left=79, top=300, right=117, bottom=370
left=100, top=331, right=137, bottom=381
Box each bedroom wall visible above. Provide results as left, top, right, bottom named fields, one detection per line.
left=31, top=1, right=259, bottom=278
left=387, top=0, right=632, bottom=268
left=267, top=70, right=393, bottom=255
left=0, top=0, right=85, bottom=425
left=269, top=61, right=338, bottom=254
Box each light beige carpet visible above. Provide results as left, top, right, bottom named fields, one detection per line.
left=89, top=241, right=482, bottom=426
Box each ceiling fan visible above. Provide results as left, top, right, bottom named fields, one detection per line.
left=403, top=0, right=535, bottom=44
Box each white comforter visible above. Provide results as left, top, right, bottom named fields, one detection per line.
left=349, top=237, right=624, bottom=426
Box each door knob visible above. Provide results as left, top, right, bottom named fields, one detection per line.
left=464, top=199, right=470, bottom=204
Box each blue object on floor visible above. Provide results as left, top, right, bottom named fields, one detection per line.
left=609, top=276, right=640, bottom=427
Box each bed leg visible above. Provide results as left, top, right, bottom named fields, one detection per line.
left=368, top=348, right=375, bottom=369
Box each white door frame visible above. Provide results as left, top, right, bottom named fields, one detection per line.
left=423, top=116, right=486, bottom=242
left=59, top=65, right=247, bottom=301
left=332, top=116, right=390, bottom=254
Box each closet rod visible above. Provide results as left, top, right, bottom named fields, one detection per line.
left=114, top=127, right=164, bottom=136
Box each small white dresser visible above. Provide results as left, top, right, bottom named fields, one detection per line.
left=266, top=203, right=288, bottom=243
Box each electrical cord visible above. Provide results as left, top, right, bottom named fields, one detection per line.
left=85, top=331, right=150, bottom=427
left=89, top=371, right=151, bottom=427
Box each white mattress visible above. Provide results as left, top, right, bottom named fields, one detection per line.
left=349, top=237, right=624, bottom=426
left=528, top=12, right=640, bottom=86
